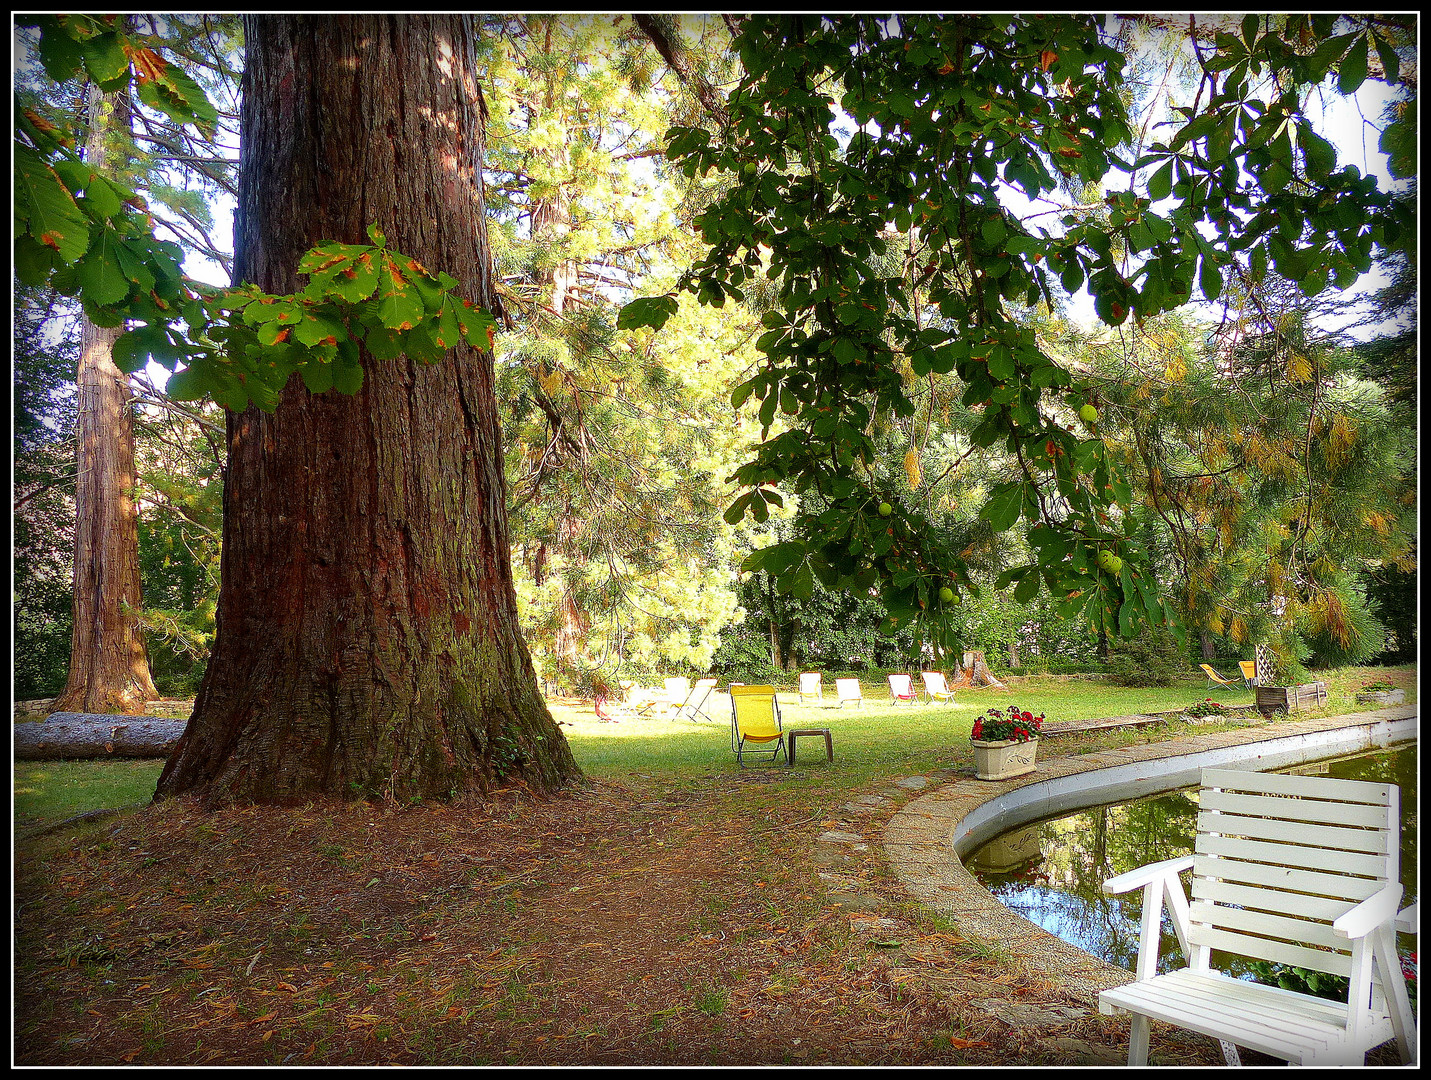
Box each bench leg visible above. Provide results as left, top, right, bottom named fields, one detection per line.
left=1129, top=1015, right=1150, bottom=1067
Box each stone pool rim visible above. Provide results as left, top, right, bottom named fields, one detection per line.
left=881, top=705, right=1417, bottom=1005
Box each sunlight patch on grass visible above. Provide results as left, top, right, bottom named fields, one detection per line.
left=14, top=759, right=164, bottom=827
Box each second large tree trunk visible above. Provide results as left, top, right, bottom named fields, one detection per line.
left=52, top=81, right=158, bottom=716
left=156, top=15, right=580, bottom=807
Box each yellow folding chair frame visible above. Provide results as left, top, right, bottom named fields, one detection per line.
left=1199, top=663, right=1241, bottom=692
left=729, top=685, right=787, bottom=768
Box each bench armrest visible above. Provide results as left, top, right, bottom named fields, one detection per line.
left=1103, top=855, right=1195, bottom=896
left=1394, top=901, right=1417, bottom=935
left=1333, top=883, right=1404, bottom=940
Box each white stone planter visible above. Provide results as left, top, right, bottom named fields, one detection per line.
left=1355, top=689, right=1405, bottom=706
left=971, top=737, right=1038, bottom=781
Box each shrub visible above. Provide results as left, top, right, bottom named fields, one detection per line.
left=1106, top=625, right=1187, bottom=687
left=717, top=660, right=788, bottom=686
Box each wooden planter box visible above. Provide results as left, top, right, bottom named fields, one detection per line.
left=1256, top=682, right=1328, bottom=716
left=971, top=737, right=1038, bottom=781
left=1355, top=689, right=1405, bottom=706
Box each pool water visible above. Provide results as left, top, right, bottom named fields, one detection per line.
left=969, top=745, right=1417, bottom=978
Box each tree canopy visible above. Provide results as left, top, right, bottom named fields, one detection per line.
left=14, top=13, right=1416, bottom=682
left=621, top=14, right=1413, bottom=656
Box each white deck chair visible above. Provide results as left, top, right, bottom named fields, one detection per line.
left=797, top=672, right=824, bottom=705
left=656, top=676, right=690, bottom=717
left=672, top=678, right=718, bottom=722
left=888, top=673, right=918, bottom=706
left=921, top=671, right=954, bottom=704
left=835, top=678, right=863, bottom=708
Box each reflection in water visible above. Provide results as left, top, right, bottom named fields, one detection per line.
left=970, top=746, right=1418, bottom=976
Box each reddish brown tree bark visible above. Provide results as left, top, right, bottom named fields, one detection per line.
left=52, top=81, right=158, bottom=716
left=155, top=14, right=580, bottom=807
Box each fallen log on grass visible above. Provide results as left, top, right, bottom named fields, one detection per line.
left=14, top=713, right=186, bottom=760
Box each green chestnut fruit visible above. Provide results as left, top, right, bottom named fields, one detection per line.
left=878, top=502, right=893, bottom=517
left=939, top=586, right=955, bottom=602
left=1079, top=403, right=1099, bottom=424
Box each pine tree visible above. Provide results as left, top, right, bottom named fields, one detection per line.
left=481, top=16, right=756, bottom=687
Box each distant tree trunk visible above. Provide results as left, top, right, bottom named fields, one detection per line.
left=529, top=18, right=585, bottom=690
left=1199, top=629, right=1217, bottom=662
left=552, top=508, right=586, bottom=687
left=52, top=80, right=157, bottom=716
left=156, top=14, right=579, bottom=807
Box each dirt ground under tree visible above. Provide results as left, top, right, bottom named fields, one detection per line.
left=19, top=751, right=1350, bottom=1067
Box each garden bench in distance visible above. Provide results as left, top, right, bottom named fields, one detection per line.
left=1098, top=767, right=1416, bottom=1066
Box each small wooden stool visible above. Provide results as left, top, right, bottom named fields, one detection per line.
left=785, top=727, right=833, bottom=765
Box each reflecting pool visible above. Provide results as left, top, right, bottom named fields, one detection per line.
left=969, top=745, right=1418, bottom=977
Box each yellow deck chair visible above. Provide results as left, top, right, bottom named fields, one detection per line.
left=835, top=678, right=863, bottom=708
left=921, top=671, right=955, bottom=705
left=888, top=673, right=919, bottom=706
left=797, top=672, right=824, bottom=705
left=1199, top=663, right=1242, bottom=692
left=728, top=685, right=787, bottom=768
left=1238, top=660, right=1259, bottom=688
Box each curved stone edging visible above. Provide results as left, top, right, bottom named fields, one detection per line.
left=881, top=706, right=1417, bottom=1004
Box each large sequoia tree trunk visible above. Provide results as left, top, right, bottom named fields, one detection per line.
left=52, top=81, right=158, bottom=716
left=156, top=15, right=580, bottom=807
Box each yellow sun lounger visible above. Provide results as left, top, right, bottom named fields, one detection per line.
left=1200, top=664, right=1247, bottom=692
left=728, top=684, right=787, bottom=768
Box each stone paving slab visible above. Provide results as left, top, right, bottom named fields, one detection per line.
left=880, top=705, right=1417, bottom=1006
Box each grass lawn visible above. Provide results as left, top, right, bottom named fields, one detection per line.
left=13, top=666, right=1414, bottom=1065
left=14, top=759, right=162, bottom=830
left=14, top=667, right=1415, bottom=828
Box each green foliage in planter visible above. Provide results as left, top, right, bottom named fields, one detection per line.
left=1185, top=699, right=1228, bottom=718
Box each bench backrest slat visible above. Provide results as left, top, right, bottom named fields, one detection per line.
left=1185, top=768, right=1399, bottom=979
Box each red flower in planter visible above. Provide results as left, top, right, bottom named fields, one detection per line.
left=970, top=703, right=1046, bottom=743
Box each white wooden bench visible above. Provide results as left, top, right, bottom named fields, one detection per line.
left=1098, top=767, right=1416, bottom=1066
